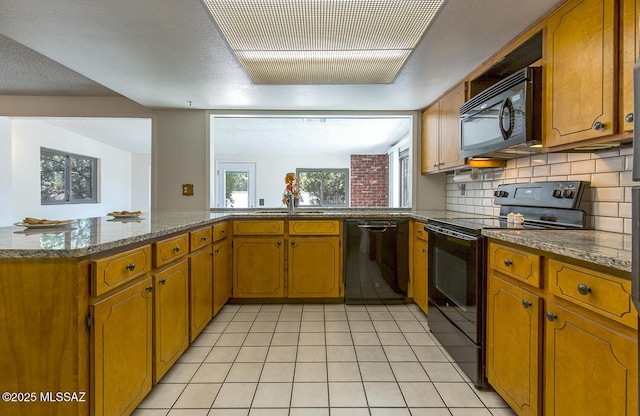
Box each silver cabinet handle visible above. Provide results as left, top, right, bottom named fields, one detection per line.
left=546, top=311, right=557, bottom=322
left=126, top=262, right=136, bottom=271
left=626, top=113, right=634, bottom=123
left=592, top=121, right=604, bottom=131
left=577, top=284, right=591, bottom=296
left=173, top=246, right=181, bottom=252
left=146, top=285, right=154, bottom=292
left=504, top=259, right=512, bottom=267
left=522, top=299, right=532, bottom=309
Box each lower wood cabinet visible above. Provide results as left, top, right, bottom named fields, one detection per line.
left=91, top=277, right=153, bottom=416
left=288, top=236, right=341, bottom=298
left=233, top=237, right=285, bottom=298
left=213, top=238, right=230, bottom=316
left=487, top=241, right=638, bottom=416
left=545, top=301, right=638, bottom=416
left=188, top=246, right=213, bottom=342
left=153, top=259, right=189, bottom=382
left=412, top=228, right=428, bottom=314
left=486, top=273, right=541, bottom=416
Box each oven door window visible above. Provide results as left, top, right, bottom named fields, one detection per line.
left=428, top=232, right=479, bottom=341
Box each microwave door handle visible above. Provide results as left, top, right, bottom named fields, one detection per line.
left=498, top=97, right=514, bottom=140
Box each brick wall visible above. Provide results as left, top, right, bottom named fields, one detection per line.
left=350, top=154, right=389, bottom=207
left=445, top=147, right=639, bottom=234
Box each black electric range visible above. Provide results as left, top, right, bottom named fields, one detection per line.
left=424, top=181, right=591, bottom=389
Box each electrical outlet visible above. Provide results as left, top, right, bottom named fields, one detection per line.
left=259, top=198, right=265, bottom=206
left=182, top=184, right=194, bottom=196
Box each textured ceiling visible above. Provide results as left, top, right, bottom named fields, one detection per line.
left=0, top=0, right=563, bottom=154
left=0, top=0, right=563, bottom=110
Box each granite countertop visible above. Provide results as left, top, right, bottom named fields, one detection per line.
left=482, top=228, right=632, bottom=273
left=0, top=209, right=429, bottom=259
left=0, top=209, right=632, bottom=274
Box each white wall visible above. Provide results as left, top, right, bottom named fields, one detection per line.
left=10, top=119, right=133, bottom=223
left=214, top=153, right=351, bottom=208
left=131, top=153, right=151, bottom=212
left=0, top=117, right=12, bottom=225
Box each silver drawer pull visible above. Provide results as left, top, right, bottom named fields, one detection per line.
left=504, top=258, right=512, bottom=267
left=173, top=246, right=181, bottom=253
left=126, top=262, right=136, bottom=272
left=577, top=284, right=591, bottom=296
left=522, top=299, right=532, bottom=309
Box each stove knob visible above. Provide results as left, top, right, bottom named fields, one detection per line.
left=494, top=190, right=500, bottom=197
left=499, top=190, right=509, bottom=198
left=562, top=188, right=575, bottom=199
left=552, top=189, right=563, bottom=198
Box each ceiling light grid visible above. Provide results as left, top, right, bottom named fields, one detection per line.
left=202, top=0, right=444, bottom=84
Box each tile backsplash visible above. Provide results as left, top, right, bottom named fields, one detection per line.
left=445, top=146, right=637, bottom=234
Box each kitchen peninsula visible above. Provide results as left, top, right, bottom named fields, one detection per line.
left=0, top=210, right=633, bottom=416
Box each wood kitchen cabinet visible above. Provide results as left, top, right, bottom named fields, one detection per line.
left=91, top=277, right=153, bottom=416
left=288, top=220, right=342, bottom=298
left=621, top=0, right=640, bottom=132
left=544, top=0, right=617, bottom=150
left=213, top=222, right=230, bottom=316
left=486, top=274, right=541, bottom=416
left=412, top=221, right=428, bottom=314
left=421, top=82, right=466, bottom=173
left=232, top=220, right=285, bottom=298
left=188, top=226, right=213, bottom=342
left=486, top=241, right=638, bottom=416
left=545, top=301, right=637, bottom=416
left=152, top=255, right=189, bottom=382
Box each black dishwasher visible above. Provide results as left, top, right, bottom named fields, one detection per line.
left=344, top=219, right=409, bottom=304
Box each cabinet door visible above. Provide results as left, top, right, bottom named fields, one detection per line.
left=213, top=239, right=230, bottom=316
left=545, top=302, right=638, bottom=416
left=412, top=238, right=428, bottom=314
left=233, top=237, right=285, bottom=297
left=486, top=274, right=541, bottom=416
left=154, top=259, right=189, bottom=382
left=439, top=83, right=466, bottom=170
left=421, top=104, right=440, bottom=173
left=91, top=277, right=153, bottom=416
left=545, top=0, right=616, bottom=148
left=621, top=0, right=640, bottom=131
left=189, top=247, right=213, bottom=342
left=288, top=236, right=341, bottom=298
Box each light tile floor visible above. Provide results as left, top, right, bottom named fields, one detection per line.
left=133, top=303, right=516, bottom=416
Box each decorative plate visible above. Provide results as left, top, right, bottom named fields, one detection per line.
left=107, top=212, right=142, bottom=218
left=14, top=220, right=75, bottom=229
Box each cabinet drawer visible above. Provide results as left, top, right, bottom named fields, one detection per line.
left=213, top=222, right=229, bottom=242
left=289, top=220, right=340, bottom=235
left=489, top=243, right=541, bottom=288
left=154, top=233, right=189, bottom=268
left=233, top=220, right=284, bottom=235
left=547, top=259, right=636, bottom=329
left=415, top=221, right=428, bottom=241
left=190, top=226, right=212, bottom=252
left=92, top=245, right=152, bottom=296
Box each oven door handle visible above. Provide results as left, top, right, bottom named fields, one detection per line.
left=424, top=224, right=479, bottom=242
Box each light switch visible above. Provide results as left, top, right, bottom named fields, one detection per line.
left=182, top=184, right=194, bottom=196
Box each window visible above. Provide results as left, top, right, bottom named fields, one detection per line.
left=40, top=148, right=98, bottom=204
left=217, top=162, right=257, bottom=208
left=399, top=149, right=410, bottom=208
left=297, top=168, right=349, bottom=207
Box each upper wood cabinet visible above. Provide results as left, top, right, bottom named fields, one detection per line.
left=421, top=83, right=467, bottom=173
left=621, top=0, right=640, bottom=132
left=544, top=0, right=617, bottom=149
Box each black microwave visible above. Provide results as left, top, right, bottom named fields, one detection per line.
left=460, top=66, right=542, bottom=159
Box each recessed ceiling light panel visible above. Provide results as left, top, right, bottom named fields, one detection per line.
left=202, top=0, right=445, bottom=84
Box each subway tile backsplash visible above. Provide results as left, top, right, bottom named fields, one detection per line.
left=445, top=147, right=639, bottom=234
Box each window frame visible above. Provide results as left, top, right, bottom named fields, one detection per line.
left=296, top=168, right=349, bottom=207
left=40, top=147, right=99, bottom=205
